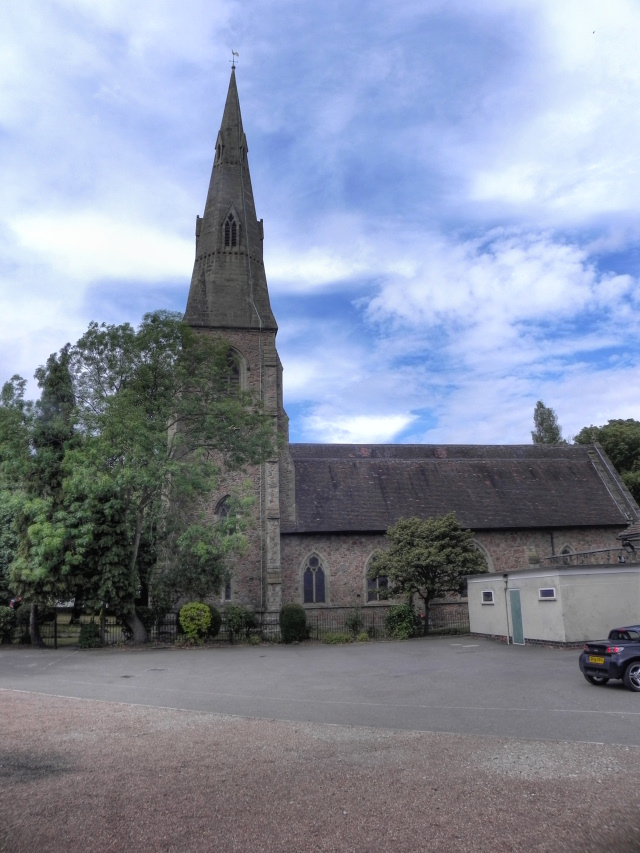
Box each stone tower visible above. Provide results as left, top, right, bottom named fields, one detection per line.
left=184, top=68, right=288, bottom=612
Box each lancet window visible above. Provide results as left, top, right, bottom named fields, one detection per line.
left=224, top=213, right=238, bottom=247
left=303, top=554, right=326, bottom=604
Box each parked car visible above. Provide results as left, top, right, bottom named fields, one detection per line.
left=579, top=625, right=640, bottom=692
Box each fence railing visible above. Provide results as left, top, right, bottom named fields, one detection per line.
left=3, top=601, right=470, bottom=648
left=540, top=547, right=639, bottom=567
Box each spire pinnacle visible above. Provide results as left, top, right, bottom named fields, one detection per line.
left=184, top=68, right=277, bottom=331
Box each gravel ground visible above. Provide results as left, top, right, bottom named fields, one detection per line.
left=1, top=690, right=639, bottom=853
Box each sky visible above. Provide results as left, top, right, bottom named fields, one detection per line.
left=2, top=0, right=640, bottom=445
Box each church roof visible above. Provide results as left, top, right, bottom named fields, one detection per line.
left=282, top=443, right=638, bottom=533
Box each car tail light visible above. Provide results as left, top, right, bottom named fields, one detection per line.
left=606, top=646, right=624, bottom=653
left=583, top=644, right=590, bottom=652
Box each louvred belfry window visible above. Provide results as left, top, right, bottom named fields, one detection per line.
left=224, top=213, right=238, bottom=247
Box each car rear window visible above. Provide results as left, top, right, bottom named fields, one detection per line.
left=609, top=629, right=640, bottom=641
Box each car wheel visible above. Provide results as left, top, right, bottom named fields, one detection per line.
left=623, top=662, right=640, bottom=692
left=584, top=674, right=609, bottom=686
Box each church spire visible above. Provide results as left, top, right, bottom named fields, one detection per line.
left=184, top=68, right=277, bottom=331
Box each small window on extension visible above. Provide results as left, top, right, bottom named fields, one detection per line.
left=481, top=590, right=494, bottom=604
left=538, top=587, right=556, bottom=600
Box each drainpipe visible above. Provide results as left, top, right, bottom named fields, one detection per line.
left=503, top=574, right=511, bottom=645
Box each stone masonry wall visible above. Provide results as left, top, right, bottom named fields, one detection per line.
left=279, top=525, right=628, bottom=611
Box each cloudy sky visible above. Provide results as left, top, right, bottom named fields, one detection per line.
left=2, top=0, right=640, bottom=444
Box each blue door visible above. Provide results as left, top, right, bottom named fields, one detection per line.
left=509, top=589, right=524, bottom=645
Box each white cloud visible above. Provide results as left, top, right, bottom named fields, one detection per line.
left=303, top=413, right=416, bottom=444
left=9, top=212, right=192, bottom=282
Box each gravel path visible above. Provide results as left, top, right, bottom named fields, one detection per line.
left=1, top=690, right=640, bottom=852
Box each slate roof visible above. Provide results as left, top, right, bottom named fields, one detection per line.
left=282, top=443, right=638, bottom=534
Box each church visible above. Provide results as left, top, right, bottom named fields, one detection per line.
left=183, top=68, right=639, bottom=616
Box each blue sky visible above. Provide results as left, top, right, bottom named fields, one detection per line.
left=2, top=0, right=640, bottom=444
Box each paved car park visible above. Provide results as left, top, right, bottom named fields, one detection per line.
left=2, top=636, right=640, bottom=746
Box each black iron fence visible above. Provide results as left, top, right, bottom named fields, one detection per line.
left=3, top=601, right=470, bottom=648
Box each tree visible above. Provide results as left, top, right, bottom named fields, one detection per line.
left=574, top=419, right=640, bottom=504
left=63, top=311, right=277, bottom=641
left=368, top=513, right=487, bottom=635
left=0, top=311, right=278, bottom=644
left=531, top=400, right=565, bottom=444
left=1, top=349, right=77, bottom=646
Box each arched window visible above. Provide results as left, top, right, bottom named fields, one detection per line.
left=224, top=213, right=238, bottom=247
left=303, top=554, right=326, bottom=604
left=215, top=495, right=231, bottom=519
left=367, top=574, right=388, bottom=602
left=366, top=556, right=388, bottom=602
left=226, top=348, right=241, bottom=391
left=215, top=498, right=233, bottom=601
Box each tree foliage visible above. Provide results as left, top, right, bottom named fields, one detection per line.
left=0, top=311, right=277, bottom=643
left=368, top=513, right=487, bottom=635
left=574, top=418, right=640, bottom=504
left=531, top=400, right=565, bottom=445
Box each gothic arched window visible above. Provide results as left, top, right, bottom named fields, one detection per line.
left=303, top=554, right=326, bottom=604
left=226, top=348, right=241, bottom=392
left=224, top=213, right=238, bottom=247
left=215, top=495, right=231, bottom=520
left=366, top=556, right=388, bottom=602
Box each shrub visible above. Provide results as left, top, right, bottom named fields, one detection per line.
left=279, top=603, right=307, bottom=644
left=385, top=604, right=416, bottom=640
left=206, top=604, right=222, bottom=638
left=77, top=620, right=102, bottom=649
left=344, top=609, right=364, bottom=636
left=179, top=602, right=212, bottom=644
left=323, top=632, right=353, bottom=644
left=356, top=631, right=369, bottom=643
left=0, top=606, right=15, bottom=643
left=224, top=604, right=257, bottom=643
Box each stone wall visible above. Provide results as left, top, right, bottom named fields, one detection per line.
left=277, top=526, right=628, bottom=611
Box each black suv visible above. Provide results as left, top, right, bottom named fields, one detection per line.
left=579, top=625, right=640, bottom=692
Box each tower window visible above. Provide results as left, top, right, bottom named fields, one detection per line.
left=224, top=213, right=238, bottom=247
left=303, top=554, right=326, bottom=604
left=226, top=349, right=241, bottom=391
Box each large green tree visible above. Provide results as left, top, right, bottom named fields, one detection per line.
left=368, top=513, right=487, bottom=635
left=574, top=419, right=640, bottom=504
left=62, top=311, right=276, bottom=641
left=1, top=348, right=78, bottom=646
left=531, top=400, right=565, bottom=444
left=0, top=311, right=277, bottom=644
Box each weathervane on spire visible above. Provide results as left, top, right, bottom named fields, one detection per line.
left=230, top=50, right=239, bottom=69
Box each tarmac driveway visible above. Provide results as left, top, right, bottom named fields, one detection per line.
left=3, top=638, right=640, bottom=853
left=2, top=636, right=640, bottom=745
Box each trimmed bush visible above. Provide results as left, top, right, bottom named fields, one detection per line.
left=224, top=604, right=257, bottom=643
left=77, top=620, right=101, bottom=649
left=206, top=604, right=222, bottom=638
left=279, top=603, right=307, bottom=644
left=179, top=602, right=212, bottom=644
left=384, top=604, right=416, bottom=640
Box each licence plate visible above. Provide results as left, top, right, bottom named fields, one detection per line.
left=589, top=656, right=605, bottom=664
